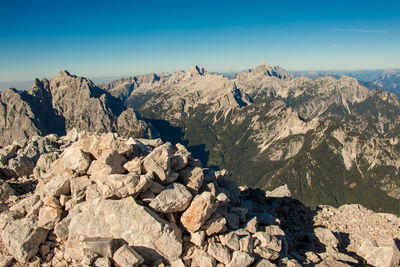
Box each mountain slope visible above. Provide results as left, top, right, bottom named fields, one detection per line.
left=102, top=63, right=400, bottom=214
left=0, top=71, right=156, bottom=146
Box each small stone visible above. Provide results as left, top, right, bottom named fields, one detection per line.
left=149, top=183, right=192, bottom=213
left=178, top=166, right=204, bottom=195
left=61, top=146, right=92, bottom=174
left=143, top=142, right=178, bottom=184
left=148, top=181, right=164, bottom=194
left=123, top=157, right=143, bottom=174
left=171, top=154, right=188, bottom=171
left=94, top=257, right=112, bottom=267
left=181, top=191, right=218, bottom=232
left=38, top=205, right=63, bottom=230
left=314, top=227, right=338, bottom=250
left=190, top=231, right=206, bottom=247
left=81, top=250, right=99, bottom=266
left=171, top=258, right=186, bottom=267
left=207, top=242, right=231, bottom=265
left=70, top=175, right=92, bottom=201
left=39, top=244, right=50, bottom=258
left=59, top=195, right=71, bottom=207
left=254, top=259, right=277, bottom=267
left=113, top=245, right=144, bottom=267
left=202, top=212, right=227, bottom=236
left=245, top=217, right=258, bottom=234
left=265, top=184, right=291, bottom=198
left=226, top=213, right=240, bottom=230
left=226, top=251, right=254, bottom=267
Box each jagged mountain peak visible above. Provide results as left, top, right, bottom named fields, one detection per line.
left=186, top=65, right=207, bottom=76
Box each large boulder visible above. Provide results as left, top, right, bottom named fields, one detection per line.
left=2, top=218, right=48, bottom=262
left=357, top=238, right=400, bottom=267
left=149, top=183, right=192, bottom=213
left=180, top=191, right=218, bottom=232
left=63, top=197, right=182, bottom=263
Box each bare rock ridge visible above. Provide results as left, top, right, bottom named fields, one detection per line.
left=0, top=130, right=399, bottom=266
left=0, top=70, right=156, bottom=147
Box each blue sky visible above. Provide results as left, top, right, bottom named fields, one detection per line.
left=0, top=0, right=399, bottom=84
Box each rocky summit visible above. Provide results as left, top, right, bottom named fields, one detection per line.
left=0, top=130, right=399, bottom=266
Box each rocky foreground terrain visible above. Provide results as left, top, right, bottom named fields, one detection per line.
left=0, top=130, right=399, bottom=267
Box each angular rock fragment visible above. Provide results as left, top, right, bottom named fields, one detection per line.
left=149, top=183, right=192, bottom=213
left=201, top=212, right=227, bottom=236
left=113, top=245, right=144, bottom=267
left=180, top=191, right=218, bottom=232
left=143, top=142, right=178, bottom=184
left=357, top=238, right=400, bottom=267
left=226, top=251, right=254, bottom=267
left=178, top=166, right=203, bottom=195
left=64, top=197, right=182, bottom=263
left=207, top=242, right=231, bottom=264
left=2, top=218, right=48, bottom=262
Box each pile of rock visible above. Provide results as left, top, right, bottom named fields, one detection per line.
left=0, top=130, right=399, bottom=267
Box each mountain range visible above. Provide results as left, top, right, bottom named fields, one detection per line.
left=2, top=64, right=400, bottom=215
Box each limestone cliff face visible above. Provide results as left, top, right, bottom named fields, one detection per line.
left=0, top=71, right=156, bottom=146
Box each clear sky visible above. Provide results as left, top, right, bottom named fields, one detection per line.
left=1, top=0, right=399, bottom=84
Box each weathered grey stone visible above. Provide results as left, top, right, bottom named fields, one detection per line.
left=38, top=205, right=63, bottom=230
left=149, top=183, right=192, bottom=213
left=190, top=231, right=205, bottom=247
left=7, top=154, right=35, bottom=177
left=87, top=151, right=127, bottom=182
left=317, top=259, right=352, bottom=267
left=265, top=184, right=291, bottom=198
left=245, top=216, right=258, bottom=234
left=226, top=251, right=254, bottom=267
left=64, top=197, right=182, bottom=263
left=207, top=242, right=231, bottom=264
left=81, top=250, right=99, bottom=266
left=239, top=235, right=254, bottom=253
left=71, top=175, right=92, bottom=201
left=314, top=227, right=339, bottom=250
left=2, top=218, right=48, bottom=262
left=181, top=191, right=218, bottom=232
left=123, top=157, right=143, bottom=174
left=143, top=142, right=178, bottom=184
left=178, top=166, right=203, bottom=195
left=357, top=238, right=400, bottom=267
left=222, top=231, right=240, bottom=251
left=82, top=237, right=114, bottom=258
left=170, top=258, right=186, bottom=267
left=201, top=212, right=227, bottom=236
left=254, top=259, right=277, bottom=267
left=61, top=146, right=92, bottom=174
left=94, top=257, right=112, bottom=267
left=41, top=173, right=71, bottom=197
left=226, top=213, right=240, bottom=230
left=253, top=232, right=282, bottom=253
left=113, top=245, right=144, bottom=267
left=0, top=181, right=15, bottom=202
left=171, top=155, right=188, bottom=171
left=149, top=180, right=165, bottom=194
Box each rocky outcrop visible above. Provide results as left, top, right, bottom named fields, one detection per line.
left=0, top=130, right=399, bottom=266
left=0, top=71, right=156, bottom=147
